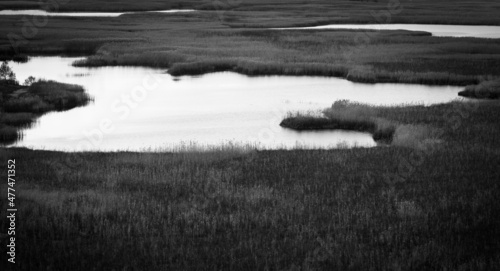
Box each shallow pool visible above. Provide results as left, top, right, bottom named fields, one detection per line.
left=6, top=57, right=462, bottom=151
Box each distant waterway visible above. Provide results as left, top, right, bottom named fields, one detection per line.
left=0, top=9, right=196, bottom=17
left=275, top=24, right=500, bottom=39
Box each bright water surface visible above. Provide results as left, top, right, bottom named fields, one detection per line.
left=0, top=9, right=195, bottom=17
left=6, top=57, right=462, bottom=151
left=276, top=24, right=500, bottom=39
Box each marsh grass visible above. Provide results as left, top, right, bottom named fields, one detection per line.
left=1, top=14, right=500, bottom=85
left=3, top=54, right=30, bottom=63
left=0, top=112, right=35, bottom=127
left=0, top=1, right=41, bottom=10
left=459, top=79, right=500, bottom=99
left=3, top=80, right=91, bottom=113
left=0, top=124, right=18, bottom=143
left=72, top=29, right=500, bottom=85
left=1, top=100, right=500, bottom=270
left=0, top=80, right=91, bottom=144
left=281, top=100, right=397, bottom=143
left=0, top=1, right=499, bottom=269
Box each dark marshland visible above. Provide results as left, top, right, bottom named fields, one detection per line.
left=0, top=61, right=92, bottom=144
left=1, top=0, right=500, bottom=270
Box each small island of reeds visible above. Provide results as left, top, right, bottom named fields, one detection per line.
left=280, top=100, right=397, bottom=143
left=1, top=67, right=92, bottom=144
left=459, top=79, right=500, bottom=99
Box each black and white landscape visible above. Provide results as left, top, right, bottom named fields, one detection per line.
left=1, top=0, right=500, bottom=270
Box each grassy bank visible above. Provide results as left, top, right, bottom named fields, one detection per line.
left=1, top=100, right=500, bottom=270
left=1, top=9, right=500, bottom=85
left=280, top=100, right=474, bottom=147
left=0, top=80, right=91, bottom=144
left=280, top=107, right=396, bottom=143
left=459, top=79, right=500, bottom=99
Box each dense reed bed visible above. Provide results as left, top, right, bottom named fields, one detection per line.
left=1, top=100, right=500, bottom=270
left=0, top=80, right=91, bottom=144
left=281, top=101, right=397, bottom=143
left=280, top=100, right=484, bottom=148
left=459, top=79, right=500, bottom=99
left=1, top=11, right=500, bottom=85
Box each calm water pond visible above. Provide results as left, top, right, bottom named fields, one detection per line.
left=0, top=9, right=195, bottom=17
left=6, top=57, right=462, bottom=151
left=276, top=24, right=500, bottom=39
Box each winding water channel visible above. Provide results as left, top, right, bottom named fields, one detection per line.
left=275, top=24, right=500, bottom=39
left=5, top=57, right=464, bottom=151
left=2, top=10, right=500, bottom=39
left=0, top=9, right=196, bottom=17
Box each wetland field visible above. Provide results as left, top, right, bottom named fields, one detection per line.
left=1, top=0, right=500, bottom=270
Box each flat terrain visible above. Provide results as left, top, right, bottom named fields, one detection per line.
left=1, top=101, right=500, bottom=270
left=1, top=0, right=500, bottom=25
left=1, top=1, right=500, bottom=270
left=1, top=10, right=500, bottom=85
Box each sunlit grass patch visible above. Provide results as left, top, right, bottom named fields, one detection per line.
left=280, top=100, right=458, bottom=147
left=391, top=124, right=443, bottom=148
left=3, top=80, right=91, bottom=113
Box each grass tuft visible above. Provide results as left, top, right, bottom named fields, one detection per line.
left=0, top=80, right=91, bottom=144
left=281, top=100, right=397, bottom=143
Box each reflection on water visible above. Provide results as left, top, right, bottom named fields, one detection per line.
left=7, top=57, right=461, bottom=151
left=0, top=9, right=195, bottom=17
left=275, top=24, right=500, bottom=39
